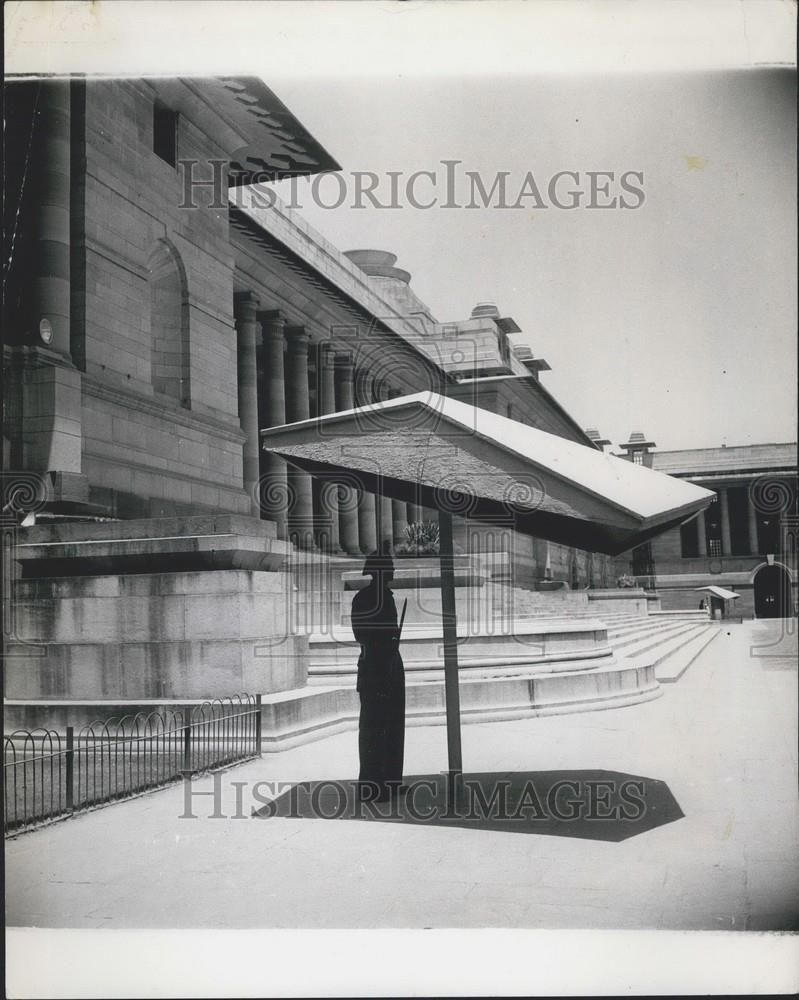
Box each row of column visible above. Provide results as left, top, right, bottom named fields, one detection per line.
left=235, top=293, right=424, bottom=555
left=695, top=486, right=777, bottom=557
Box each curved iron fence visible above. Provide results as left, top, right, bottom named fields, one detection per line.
left=4, top=694, right=261, bottom=835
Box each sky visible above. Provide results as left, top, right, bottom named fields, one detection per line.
left=6, top=0, right=797, bottom=451
left=266, top=67, right=796, bottom=452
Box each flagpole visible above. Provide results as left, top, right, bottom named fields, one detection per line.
left=438, top=511, right=463, bottom=803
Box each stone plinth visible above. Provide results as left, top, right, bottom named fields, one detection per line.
left=5, top=515, right=301, bottom=725
left=7, top=569, right=304, bottom=701
left=586, top=588, right=650, bottom=616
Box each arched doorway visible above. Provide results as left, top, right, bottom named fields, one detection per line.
left=753, top=564, right=792, bottom=618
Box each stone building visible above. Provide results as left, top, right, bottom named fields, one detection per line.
left=611, top=435, right=797, bottom=618
left=2, top=75, right=657, bottom=729
left=3, top=75, right=610, bottom=566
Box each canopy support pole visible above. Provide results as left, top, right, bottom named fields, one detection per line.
left=439, top=511, right=463, bottom=805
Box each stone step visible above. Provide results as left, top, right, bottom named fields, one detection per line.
left=608, top=619, right=703, bottom=651
left=259, top=657, right=662, bottom=750
left=635, top=622, right=709, bottom=660
left=309, top=652, right=617, bottom=686
left=608, top=611, right=708, bottom=633
left=649, top=610, right=712, bottom=621
left=608, top=619, right=681, bottom=638
left=611, top=621, right=706, bottom=658
left=6, top=654, right=665, bottom=755
left=617, top=626, right=708, bottom=664
left=618, top=622, right=716, bottom=672
left=307, top=620, right=613, bottom=686
left=653, top=625, right=721, bottom=683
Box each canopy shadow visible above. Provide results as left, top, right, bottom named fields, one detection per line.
left=254, top=769, right=683, bottom=843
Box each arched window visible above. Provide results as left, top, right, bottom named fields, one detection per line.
left=147, top=240, right=189, bottom=406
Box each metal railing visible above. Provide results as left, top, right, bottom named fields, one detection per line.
left=4, top=694, right=262, bottom=835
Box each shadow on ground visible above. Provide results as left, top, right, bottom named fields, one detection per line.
left=254, top=769, right=683, bottom=842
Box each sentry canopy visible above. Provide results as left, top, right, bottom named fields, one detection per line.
left=696, top=586, right=741, bottom=601
left=262, top=392, right=715, bottom=790
left=260, top=392, right=714, bottom=556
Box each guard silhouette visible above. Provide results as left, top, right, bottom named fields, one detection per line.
left=351, top=543, right=406, bottom=802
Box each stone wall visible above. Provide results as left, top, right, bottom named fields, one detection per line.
left=76, top=78, right=248, bottom=518
left=7, top=569, right=303, bottom=701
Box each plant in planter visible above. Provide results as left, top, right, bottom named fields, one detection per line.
left=616, top=573, right=636, bottom=589
left=395, top=520, right=440, bottom=556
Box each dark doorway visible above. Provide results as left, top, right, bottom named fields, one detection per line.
left=754, top=564, right=792, bottom=618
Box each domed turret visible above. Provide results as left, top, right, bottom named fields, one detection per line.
left=344, top=249, right=411, bottom=284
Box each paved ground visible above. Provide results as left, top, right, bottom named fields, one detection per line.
left=5, top=620, right=798, bottom=930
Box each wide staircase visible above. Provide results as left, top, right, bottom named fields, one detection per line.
left=256, top=589, right=720, bottom=750
left=507, top=608, right=720, bottom=684
left=603, top=611, right=720, bottom=682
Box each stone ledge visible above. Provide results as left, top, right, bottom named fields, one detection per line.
left=18, top=513, right=279, bottom=544
left=587, top=588, right=648, bottom=600
left=15, top=514, right=290, bottom=577
left=309, top=618, right=609, bottom=644
left=4, top=660, right=661, bottom=747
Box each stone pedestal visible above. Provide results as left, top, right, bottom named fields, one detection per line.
left=20, top=359, right=83, bottom=473
left=6, top=516, right=302, bottom=724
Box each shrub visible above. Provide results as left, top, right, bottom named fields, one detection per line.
left=395, top=520, right=440, bottom=556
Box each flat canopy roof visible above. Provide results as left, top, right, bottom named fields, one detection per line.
left=696, top=586, right=741, bottom=600
left=261, top=392, right=714, bottom=556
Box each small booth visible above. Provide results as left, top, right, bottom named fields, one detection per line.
left=695, top=585, right=741, bottom=621
left=262, top=391, right=714, bottom=794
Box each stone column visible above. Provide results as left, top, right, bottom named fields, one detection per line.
left=334, top=353, right=361, bottom=555
left=259, top=310, right=288, bottom=538
left=388, top=388, right=408, bottom=548
left=696, top=507, right=707, bottom=557
left=355, top=368, right=377, bottom=554
left=316, top=345, right=341, bottom=552
left=234, top=292, right=260, bottom=516
left=719, top=488, right=731, bottom=556
left=452, top=512, right=469, bottom=555
left=29, top=81, right=72, bottom=359
left=285, top=325, right=315, bottom=549
left=748, top=492, right=760, bottom=555
left=20, top=80, right=87, bottom=501
left=375, top=382, right=394, bottom=547
left=778, top=501, right=787, bottom=557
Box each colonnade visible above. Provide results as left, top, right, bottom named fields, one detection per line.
left=695, top=485, right=787, bottom=557
left=234, top=295, right=426, bottom=554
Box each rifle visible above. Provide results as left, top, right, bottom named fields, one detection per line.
left=398, top=598, right=408, bottom=641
